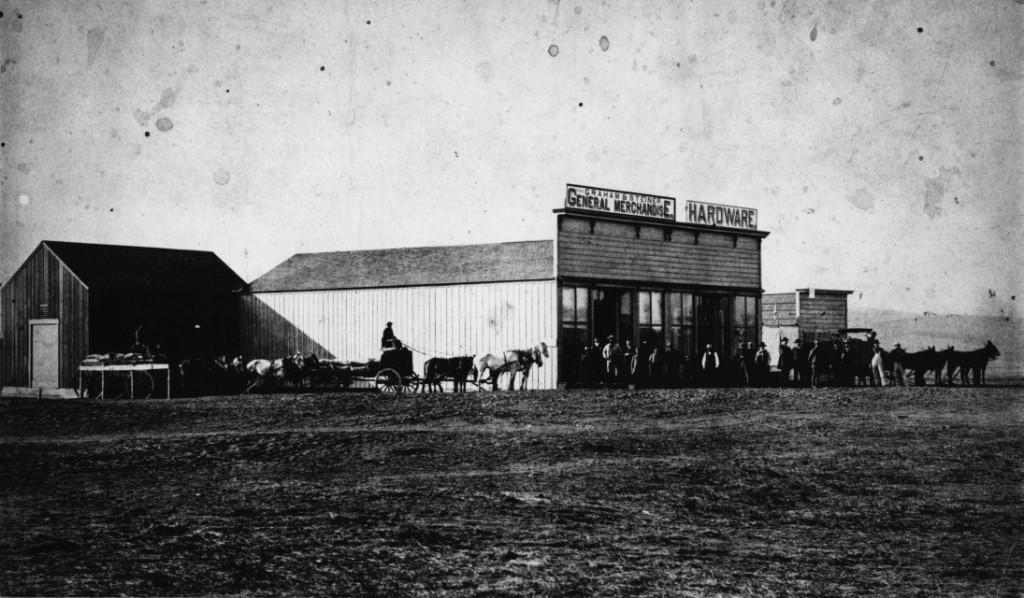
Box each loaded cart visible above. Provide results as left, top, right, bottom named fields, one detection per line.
left=79, top=356, right=171, bottom=399
left=311, top=345, right=421, bottom=394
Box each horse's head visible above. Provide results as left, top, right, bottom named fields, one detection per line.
left=985, top=340, right=1001, bottom=359
left=534, top=341, right=549, bottom=366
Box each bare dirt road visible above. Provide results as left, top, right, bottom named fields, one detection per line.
left=1, top=386, right=1021, bottom=596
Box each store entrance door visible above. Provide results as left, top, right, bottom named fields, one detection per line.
left=696, top=295, right=730, bottom=356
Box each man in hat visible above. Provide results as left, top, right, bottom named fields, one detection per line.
left=808, top=341, right=824, bottom=388
left=381, top=321, right=397, bottom=350
left=700, top=343, right=721, bottom=386
left=891, top=343, right=906, bottom=386
left=871, top=344, right=887, bottom=386
left=602, top=335, right=623, bottom=381
left=794, top=338, right=812, bottom=386
left=755, top=341, right=771, bottom=386
left=581, top=337, right=603, bottom=384
left=778, top=337, right=794, bottom=386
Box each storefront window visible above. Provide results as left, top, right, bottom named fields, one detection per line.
left=638, top=291, right=664, bottom=348
left=732, top=295, right=758, bottom=354
left=561, top=286, right=590, bottom=382
left=668, top=292, right=694, bottom=356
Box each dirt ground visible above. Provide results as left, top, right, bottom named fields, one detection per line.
left=1, top=385, right=1021, bottom=597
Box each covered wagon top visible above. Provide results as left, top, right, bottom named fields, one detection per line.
left=248, top=240, right=554, bottom=293
left=20, top=241, right=245, bottom=293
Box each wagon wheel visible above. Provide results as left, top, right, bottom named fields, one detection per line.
left=401, top=375, right=420, bottom=394
left=375, top=369, right=403, bottom=394
left=130, top=371, right=155, bottom=399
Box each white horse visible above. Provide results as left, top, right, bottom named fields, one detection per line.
left=473, top=342, right=549, bottom=391
left=244, top=353, right=316, bottom=393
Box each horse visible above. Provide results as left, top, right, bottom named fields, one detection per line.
left=473, top=342, right=549, bottom=391
left=421, top=356, right=475, bottom=393
left=946, top=341, right=1000, bottom=386
left=244, top=352, right=317, bottom=393
left=896, top=347, right=946, bottom=386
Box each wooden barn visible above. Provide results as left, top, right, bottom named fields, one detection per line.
left=0, top=241, right=245, bottom=397
left=241, top=184, right=769, bottom=389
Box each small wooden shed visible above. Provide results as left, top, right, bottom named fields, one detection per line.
left=1, top=241, right=244, bottom=396
left=761, top=288, right=853, bottom=365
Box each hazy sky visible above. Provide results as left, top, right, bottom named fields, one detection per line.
left=2, top=0, right=1021, bottom=320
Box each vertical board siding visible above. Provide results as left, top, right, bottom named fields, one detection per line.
left=240, top=280, right=559, bottom=389
left=1, top=245, right=89, bottom=389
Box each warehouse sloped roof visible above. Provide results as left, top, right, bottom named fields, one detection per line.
left=43, top=241, right=245, bottom=292
left=248, top=241, right=554, bottom=292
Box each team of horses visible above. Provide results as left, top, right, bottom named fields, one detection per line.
left=177, top=341, right=550, bottom=396
left=796, top=339, right=1000, bottom=387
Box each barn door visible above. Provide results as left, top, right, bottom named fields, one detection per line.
left=30, top=320, right=59, bottom=388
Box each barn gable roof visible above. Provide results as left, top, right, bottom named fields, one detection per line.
left=248, top=241, right=554, bottom=292
left=42, top=241, right=245, bottom=293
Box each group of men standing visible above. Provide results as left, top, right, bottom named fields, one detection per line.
left=581, top=336, right=685, bottom=386
left=574, top=331, right=912, bottom=388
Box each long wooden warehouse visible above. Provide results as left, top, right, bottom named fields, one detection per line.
left=1, top=241, right=244, bottom=396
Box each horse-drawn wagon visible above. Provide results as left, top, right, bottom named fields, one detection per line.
left=309, top=344, right=422, bottom=394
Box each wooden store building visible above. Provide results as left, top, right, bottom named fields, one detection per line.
left=242, top=184, right=769, bottom=389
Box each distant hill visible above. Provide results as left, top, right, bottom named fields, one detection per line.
left=849, top=308, right=1023, bottom=379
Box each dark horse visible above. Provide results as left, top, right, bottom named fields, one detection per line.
left=422, top=356, right=475, bottom=393
left=897, top=347, right=947, bottom=386
left=946, top=341, right=1000, bottom=386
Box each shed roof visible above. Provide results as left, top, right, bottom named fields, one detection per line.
left=248, top=241, right=554, bottom=292
left=43, top=241, right=245, bottom=293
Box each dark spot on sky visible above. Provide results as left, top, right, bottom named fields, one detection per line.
left=1, top=143, right=5, bottom=148
left=676, top=62, right=681, bottom=67
left=990, top=60, right=995, bottom=67
left=144, top=131, right=150, bottom=137
left=833, top=97, right=842, bottom=105
left=109, top=208, right=114, bottom=212
left=917, top=27, right=923, bottom=33
left=548, top=44, right=559, bottom=57
left=919, top=156, right=924, bottom=161
left=386, top=80, right=391, bottom=86
left=1012, top=295, right=1016, bottom=300
left=810, top=25, right=818, bottom=41
left=226, top=89, right=230, bottom=93
left=320, top=66, right=325, bottom=71
left=366, top=20, right=371, bottom=25
left=578, top=102, right=583, bottom=107
left=0, top=11, right=4, bottom=17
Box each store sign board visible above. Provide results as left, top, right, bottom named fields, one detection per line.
left=565, top=184, right=676, bottom=222
left=685, top=201, right=758, bottom=230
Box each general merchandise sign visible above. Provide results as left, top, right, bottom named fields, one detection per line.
left=565, top=184, right=676, bottom=222
left=685, top=201, right=758, bottom=230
